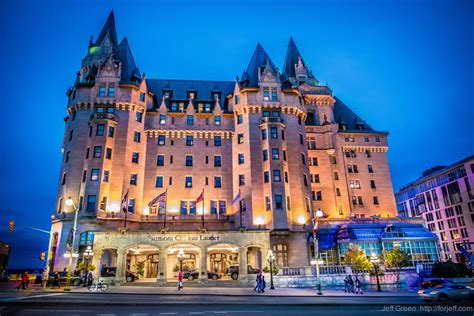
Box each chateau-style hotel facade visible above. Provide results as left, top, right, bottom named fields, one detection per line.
left=50, top=12, right=421, bottom=285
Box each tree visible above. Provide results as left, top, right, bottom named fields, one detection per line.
left=77, top=262, right=96, bottom=272
left=432, top=260, right=472, bottom=278
left=135, top=260, right=145, bottom=277
left=383, top=247, right=410, bottom=287
left=343, top=245, right=372, bottom=275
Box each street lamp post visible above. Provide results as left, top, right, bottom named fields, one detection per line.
left=313, top=208, right=324, bottom=295
left=177, top=249, right=185, bottom=272
left=266, top=249, right=276, bottom=290
left=370, top=253, right=382, bottom=292
left=83, top=246, right=93, bottom=287
left=64, top=197, right=79, bottom=292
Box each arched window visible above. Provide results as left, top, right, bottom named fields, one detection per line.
left=272, top=243, right=288, bottom=267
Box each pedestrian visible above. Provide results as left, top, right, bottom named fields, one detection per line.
left=51, top=272, right=60, bottom=289
left=87, top=271, right=93, bottom=287
left=17, top=272, right=26, bottom=290
left=355, top=276, right=363, bottom=294
left=24, top=271, right=29, bottom=288
left=344, top=275, right=350, bottom=293
left=177, top=270, right=183, bottom=291
left=254, top=271, right=262, bottom=292
left=259, top=275, right=266, bottom=293
left=348, top=275, right=354, bottom=293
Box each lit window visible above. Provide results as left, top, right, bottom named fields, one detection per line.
left=130, top=174, right=137, bottom=185
left=273, top=170, right=281, bottom=182
left=159, top=115, right=166, bottom=125
left=272, top=148, right=279, bottom=160
left=158, top=135, right=166, bottom=146
left=263, top=88, right=270, bottom=101
left=237, top=134, right=244, bottom=144
left=270, top=127, right=278, bottom=139
left=214, top=116, right=221, bottom=126
left=90, top=168, right=99, bottom=181
left=185, top=176, right=193, bottom=188
left=93, top=146, right=102, bottom=158
left=186, top=136, right=194, bottom=146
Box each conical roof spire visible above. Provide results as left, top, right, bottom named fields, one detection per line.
left=240, top=43, right=279, bottom=88
left=283, top=37, right=307, bottom=79
left=96, top=10, right=118, bottom=47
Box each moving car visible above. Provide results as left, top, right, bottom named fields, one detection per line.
left=183, top=271, right=221, bottom=281
left=418, top=284, right=474, bottom=302
left=46, top=272, right=82, bottom=286
left=421, top=279, right=452, bottom=289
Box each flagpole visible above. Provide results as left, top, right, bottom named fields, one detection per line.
left=163, top=188, right=168, bottom=229
left=123, top=189, right=129, bottom=228
left=201, top=189, right=205, bottom=229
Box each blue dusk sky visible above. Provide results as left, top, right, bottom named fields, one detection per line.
left=0, top=0, right=472, bottom=268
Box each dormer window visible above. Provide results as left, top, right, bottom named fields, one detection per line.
left=235, top=95, right=240, bottom=104
left=96, top=107, right=105, bottom=113
left=106, top=107, right=115, bottom=114
left=187, top=91, right=196, bottom=99
left=204, top=103, right=211, bottom=113
left=98, top=85, right=106, bottom=97
left=263, top=88, right=270, bottom=101
left=171, top=102, right=179, bottom=112
left=339, top=124, right=347, bottom=131
left=163, top=90, right=172, bottom=99
left=140, top=92, right=145, bottom=102
left=356, top=123, right=364, bottom=131
left=212, top=92, right=220, bottom=101
left=107, top=85, right=115, bottom=97
left=263, top=111, right=270, bottom=117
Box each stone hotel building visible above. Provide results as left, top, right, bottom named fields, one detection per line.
left=50, top=12, right=402, bottom=284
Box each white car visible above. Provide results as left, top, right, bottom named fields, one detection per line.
left=418, top=284, right=474, bottom=302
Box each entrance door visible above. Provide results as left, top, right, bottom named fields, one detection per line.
left=210, top=253, right=227, bottom=274
left=146, top=254, right=159, bottom=278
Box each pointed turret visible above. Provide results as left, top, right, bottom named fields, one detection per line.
left=115, top=37, right=141, bottom=84
left=95, top=10, right=118, bottom=47
left=283, top=37, right=318, bottom=85
left=240, top=43, right=279, bottom=88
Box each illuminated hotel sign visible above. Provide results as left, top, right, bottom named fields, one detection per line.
left=148, top=234, right=221, bottom=242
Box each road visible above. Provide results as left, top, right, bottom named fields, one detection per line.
left=1, top=292, right=473, bottom=315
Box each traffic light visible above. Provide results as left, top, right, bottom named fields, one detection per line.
left=39, top=252, right=46, bottom=261
left=8, top=220, right=15, bottom=232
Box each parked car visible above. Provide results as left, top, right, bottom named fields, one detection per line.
left=227, top=265, right=259, bottom=280
left=126, top=271, right=139, bottom=282
left=0, top=271, right=10, bottom=282
left=418, top=284, right=474, bottom=302
left=46, top=272, right=82, bottom=286
left=183, top=271, right=221, bottom=281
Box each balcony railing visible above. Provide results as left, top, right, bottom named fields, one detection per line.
left=91, top=113, right=117, bottom=121
left=260, top=117, right=285, bottom=124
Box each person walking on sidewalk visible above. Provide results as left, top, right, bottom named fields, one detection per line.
left=355, top=276, right=363, bottom=294
left=254, top=271, right=262, bottom=292
left=51, top=272, right=60, bottom=289
left=17, top=272, right=26, bottom=290
left=344, top=275, right=350, bottom=293
left=258, top=275, right=266, bottom=293
left=177, top=270, right=183, bottom=291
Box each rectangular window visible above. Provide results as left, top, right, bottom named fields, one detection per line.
left=100, top=196, right=107, bottom=210
left=271, top=89, right=278, bottom=101
left=214, top=136, right=221, bottom=146
left=358, top=196, right=363, bottom=205
left=93, top=146, right=102, bottom=158
left=263, top=111, right=270, bottom=117
left=314, top=174, right=320, bottom=183
left=187, top=115, right=194, bottom=125
left=275, top=195, right=283, bottom=209
left=373, top=196, right=379, bottom=205
left=105, top=147, right=112, bottom=159
left=237, top=114, right=243, bottom=124
left=270, top=127, right=278, bottom=139
left=316, top=191, right=322, bottom=201
left=299, top=134, right=304, bottom=144
left=82, top=170, right=87, bottom=182
left=128, top=199, right=135, bottom=213
left=96, top=124, right=105, bottom=136
left=90, top=168, right=99, bottom=181
left=284, top=171, right=289, bottom=183
left=303, top=174, right=308, bottom=186
left=214, top=176, right=222, bottom=188
left=365, top=150, right=371, bottom=158
left=263, top=149, right=268, bottom=161
left=136, top=112, right=143, bottom=123
left=263, top=88, right=270, bottom=101
left=140, top=92, right=145, bottom=102
left=237, top=133, right=244, bottom=144
left=281, top=129, right=285, bottom=140
left=375, top=136, right=381, bottom=142
left=159, top=114, right=166, bottom=125
left=156, top=176, right=163, bottom=188
left=180, top=201, right=188, bottom=215
left=214, top=116, right=221, bottom=126
left=134, top=131, right=141, bottom=142
left=98, top=85, right=106, bottom=97
left=370, top=180, right=376, bottom=189
left=283, top=150, right=287, bottom=161
left=158, top=135, right=166, bottom=146
left=86, top=195, right=96, bottom=211
left=286, top=196, right=291, bottom=211
left=273, top=170, right=281, bottom=182
left=185, top=155, right=193, bottom=167
left=368, top=165, right=374, bottom=173
left=272, top=148, right=279, bottom=160
left=336, top=188, right=341, bottom=196
left=261, top=129, right=267, bottom=140
left=157, top=155, right=164, bottom=166
left=301, top=153, right=306, bottom=165
left=68, top=130, right=74, bottom=142
left=334, top=172, right=339, bottom=180
left=185, top=176, right=193, bottom=188
left=186, top=136, right=194, bottom=146
left=239, top=174, right=245, bottom=186
left=103, top=170, right=109, bottom=182
left=210, top=200, right=217, bottom=214
left=214, top=155, right=222, bottom=167
left=61, top=173, right=67, bottom=185
left=235, top=95, right=240, bottom=104
left=264, top=171, right=270, bottom=183
left=238, top=153, right=245, bottom=165
left=265, top=196, right=271, bottom=211
left=132, top=152, right=139, bottom=164
left=364, top=136, right=369, bottom=142
left=130, top=174, right=137, bottom=185
left=107, top=86, right=115, bottom=97
left=108, top=126, right=114, bottom=137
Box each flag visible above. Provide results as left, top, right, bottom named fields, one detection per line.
left=66, top=228, right=74, bottom=251
left=121, top=189, right=129, bottom=213
left=232, top=191, right=241, bottom=205
left=148, top=191, right=166, bottom=207
left=196, top=190, right=204, bottom=203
